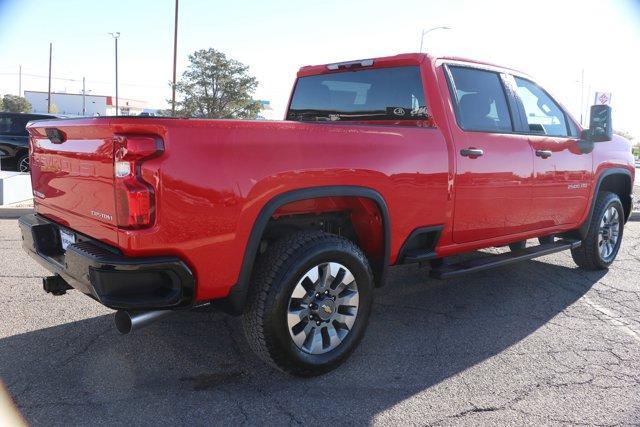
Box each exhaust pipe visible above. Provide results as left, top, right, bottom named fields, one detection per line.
left=114, top=310, right=174, bottom=334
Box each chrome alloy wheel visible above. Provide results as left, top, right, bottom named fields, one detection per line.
left=598, top=206, right=620, bottom=261
left=18, top=156, right=30, bottom=173
left=287, top=262, right=359, bottom=355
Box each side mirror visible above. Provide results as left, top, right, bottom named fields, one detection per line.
left=586, top=104, right=612, bottom=142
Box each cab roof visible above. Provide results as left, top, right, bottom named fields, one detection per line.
left=296, top=52, right=527, bottom=78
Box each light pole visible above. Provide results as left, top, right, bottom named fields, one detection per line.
left=171, top=0, right=179, bottom=116
left=47, top=43, right=52, bottom=113
left=109, top=32, right=120, bottom=116
left=419, top=26, right=451, bottom=53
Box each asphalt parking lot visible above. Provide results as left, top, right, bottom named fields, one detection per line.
left=1, top=215, right=639, bottom=426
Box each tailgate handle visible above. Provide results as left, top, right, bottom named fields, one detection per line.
left=45, top=128, right=67, bottom=144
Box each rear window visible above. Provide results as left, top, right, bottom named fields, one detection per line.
left=287, top=66, right=427, bottom=122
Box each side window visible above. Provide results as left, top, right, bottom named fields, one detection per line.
left=0, top=116, right=13, bottom=134
left=0, top=116, right=28, bottom=136
left=514, top=77, right=569, bottom=137
left=448, top=66, right=513, bottom=132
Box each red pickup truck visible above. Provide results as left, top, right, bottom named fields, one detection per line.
left=20, top=53, right=635, bottom=376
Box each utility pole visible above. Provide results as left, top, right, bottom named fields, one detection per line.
left=47, top=43, right=52, bottom=113
left=18, top=65, right=22, bottom=96
left=579, top=69, right=585, bottom=126
left=109, top=32, right=120, bottom=116
left=82, top=77, right=86, bottom=116
left=171, top=0, right=179, bottom=116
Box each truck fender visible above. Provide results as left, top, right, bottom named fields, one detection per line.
left=578, top=167, right=633, bottom=239
left=212, top=186, right=391, bottom=315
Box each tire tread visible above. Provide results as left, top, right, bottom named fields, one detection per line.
left=242, top=230, right=371, bottom=376
left=571, top=191, right=622, bottom=270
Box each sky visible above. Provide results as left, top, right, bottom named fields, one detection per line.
left=0, top=0, right=639, bottom=137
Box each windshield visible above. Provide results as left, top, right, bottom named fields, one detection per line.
left=287, top=66, right=428, bottom=122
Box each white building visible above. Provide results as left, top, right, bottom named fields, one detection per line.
left=24, top=91, right=146, bottom=117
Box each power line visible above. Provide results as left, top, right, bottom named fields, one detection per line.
left=0, top=71, right=167, bottom=88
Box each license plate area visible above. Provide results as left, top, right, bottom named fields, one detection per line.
left=59, top=229, right=76, bottom=251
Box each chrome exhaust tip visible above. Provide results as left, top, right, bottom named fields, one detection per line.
left=114, top=310, right=174, bottom=334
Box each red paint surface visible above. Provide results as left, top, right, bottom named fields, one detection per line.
left=26, top=53, right=635, bottom=303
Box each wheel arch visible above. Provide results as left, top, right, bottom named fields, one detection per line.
left=578, top=168, right=633, bottom=238
left=212, top=186, right=391, bottom=315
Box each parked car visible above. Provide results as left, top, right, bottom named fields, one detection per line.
left=19, top=53, right=635, bottom=376
left=0, top=112, right=59, bottom=172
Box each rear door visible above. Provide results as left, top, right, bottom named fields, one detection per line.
left=445, top=65, right=535, bottom=243
left=510, top=76, right=593, bottom=227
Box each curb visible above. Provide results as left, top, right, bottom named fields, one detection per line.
left=631, top=211, right=640, bottom=222
left=0, top=207, right=34, bottom=219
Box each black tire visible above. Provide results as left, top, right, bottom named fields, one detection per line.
left=242, top=231, right=374, bottom=377
left=571, top=191, right=624, bottom=270
left=509, top=240, right=526, bottom=251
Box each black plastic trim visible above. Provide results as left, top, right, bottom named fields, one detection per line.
left=397, top=225, right=443, bottom=264
left=577, top=168, right=633, bottom=238
left=430, top=239, right=581, bottom=279
left=18, top=214, right=195, bottom=310
left=212, top=186, right=391, bottom=315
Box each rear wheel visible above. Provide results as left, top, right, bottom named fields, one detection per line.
left=571, top=191, right=624, bottom=270
left=243, top=231, right=373, bottom=376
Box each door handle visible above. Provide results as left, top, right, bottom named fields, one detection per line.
left=535, top=150, right=552, bottom=159
left=460, top=148, right=484, bottom=158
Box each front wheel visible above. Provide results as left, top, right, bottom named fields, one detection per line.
left=17, top=153, right=30, bottom=173
left=243, top=231, right=373, bottom=376
left=571, top=191, right=624, bottom=270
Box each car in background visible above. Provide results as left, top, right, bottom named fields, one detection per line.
left=0, top=112, right=59, bottom=172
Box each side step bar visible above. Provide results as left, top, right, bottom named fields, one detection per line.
left=430, top=239, right=581, bottom=280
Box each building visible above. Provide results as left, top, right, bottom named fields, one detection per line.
left=24, top=91, right=146, bottom=117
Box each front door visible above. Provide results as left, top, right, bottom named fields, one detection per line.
left=511, top=77, right=593, bottom=228
left=446, top=65, right=535, bottom=244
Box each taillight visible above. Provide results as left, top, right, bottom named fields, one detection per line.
left=113, top=135, right=163, bottom=229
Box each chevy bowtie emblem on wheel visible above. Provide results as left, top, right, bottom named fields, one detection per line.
left=322, top=304, right=332, bottom=314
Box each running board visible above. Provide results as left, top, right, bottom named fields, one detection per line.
left=430, top=239, right=581, bottom=280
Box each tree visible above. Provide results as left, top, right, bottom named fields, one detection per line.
left=49, top=103, right=59, bottom=114
left=0, top=96, right=3, bottom=111
left=1, top=95, right=31, bottom=113
left=613, top=129, right=635, bottom=142
left=173, top=48, right=261, bottom=119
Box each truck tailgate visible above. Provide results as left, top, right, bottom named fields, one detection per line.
left=28, top=118, right=119, bottom=244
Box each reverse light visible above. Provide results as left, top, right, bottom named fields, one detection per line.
left=113, top=135, right=163, bottom=229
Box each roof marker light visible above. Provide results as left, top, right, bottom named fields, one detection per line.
left=326, top=59, right=374, bottom=70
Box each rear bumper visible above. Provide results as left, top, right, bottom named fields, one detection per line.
left=19, top=214, right=195, bottom=310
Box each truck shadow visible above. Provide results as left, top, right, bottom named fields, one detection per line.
left=0, top=258, right=606, bottom=425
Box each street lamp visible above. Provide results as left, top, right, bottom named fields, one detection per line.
left=108, top=32, right=120, bottom=116
left=172, top=0, right=179, bottom=116
left=419, top=26, right=451, bottom=53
